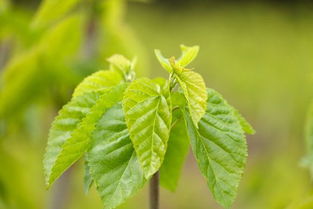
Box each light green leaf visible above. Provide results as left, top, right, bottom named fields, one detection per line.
left=175, top=69, right=207, bottom=126
left=84, top=160, right=93, bottom=194
left=44, top=84, right=126, bottom=187
left=73, top=70, right=122, bottom=98
left=123, top=78, right=172, bottom=178
left=184, top=88, right=248, bottom=209
left=88, top=103, right=145, bottom=209
left=32, top=0, right=80, bottom=28
left=177, top=45, right=199, bottom=67
left=107, top=54, right=135, bottom=73
left=154, top=49, right=172, bottom=72
left=160, top=108, right=189, bottom=192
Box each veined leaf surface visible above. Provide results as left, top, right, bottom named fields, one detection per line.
left=184, top=88, right=248, bottom=209
left=175, top=69, right=207, bottom=126
left=88, top=104, right=145, bottom=209
left=44, top=84, right=126, bottom=187
left=160, top=108, right=189, bottom=191
left=123, top=78, right=171, bottom=178
left=73, top=70, right=122, bottom=98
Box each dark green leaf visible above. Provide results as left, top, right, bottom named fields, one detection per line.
left=88, top=103, right=145, bottom=209
left=160, top=109, right=189, bottom=191
left=184, top=88, right=248, bottom=209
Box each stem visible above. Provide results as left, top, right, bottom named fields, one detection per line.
left=149, top=172, right=159, bottom=209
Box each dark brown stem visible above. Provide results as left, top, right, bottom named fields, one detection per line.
left=149, top=172, right=159, bottom=209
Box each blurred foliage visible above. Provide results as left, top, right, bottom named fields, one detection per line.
left=0, top=0, right=147, bottom=135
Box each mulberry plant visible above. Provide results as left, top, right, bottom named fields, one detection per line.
left=43, top=45, right=255, bottom=209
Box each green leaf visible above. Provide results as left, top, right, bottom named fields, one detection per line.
left=123, top=78, right=172, bottom=178
left=84, top=160, right=93, bottom=194
left=73, top=70, right=123, bottom=98
left=154, top=49, right=172, bottom=72
left=184, top=88, right=248, bottom=209
left=160, top=108, right=189, bottom=191
left=107, top=54, right=135, bottom=74
left=177, top=45, right=199, bottom=67
left=175, top=69, right=207, bottom=126
left=88, top=103, right=145, bottom=209
left=32, top=0, right=80, bottom=28
left=44, top=84, right=126, bottom=187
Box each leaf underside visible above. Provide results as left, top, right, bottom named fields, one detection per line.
left=123, top=78, right=171, bottom=178
left=184, top=88, right=248, bottom=209
left=88, top=103, right=145, bottom=209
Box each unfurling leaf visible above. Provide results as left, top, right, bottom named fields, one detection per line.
left=44, top=84, right=126, bottom=187
left=177, top=45, right=199, bottom=68
left=107, top=54, right=136, bottom=74
left=184, top=88, right=249, bottom=209
left=154, top=49, right=172, bottom=72
left=154, top=45, right=206, bottom=126
left=123, top=78, right=172, bottom=178
left=160, top=108, right=189, bottom=191
left=88, top=104, right=145, bottom=209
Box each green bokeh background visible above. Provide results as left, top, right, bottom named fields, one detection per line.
left=1, top=1, right=313, bottom=209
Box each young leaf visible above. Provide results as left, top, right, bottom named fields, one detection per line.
left=160, top=108, right=189, bottom=191
left=107, top=54, right=135, bottom=73
left=44, top=84, right=126, bottom=187
left=175, top=69, right=207, bottom=126
left=88, top=104, right=145, bottom=209
left=154, top=49, right=172, bottom=72
left=123, top=78, right=171, bottom=178
left=184, top=88, right=249, bottom=209
left=73, top=70, right=122, bottom=98
left=177, top=45, right=199, bottom=68
left=32, top=0, right=80, bottom=28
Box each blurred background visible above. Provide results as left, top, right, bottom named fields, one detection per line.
left=1, top=0, right=313, bottom=208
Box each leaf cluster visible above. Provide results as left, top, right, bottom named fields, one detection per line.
left=44, top=45, right=254, bottom=209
